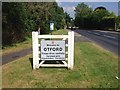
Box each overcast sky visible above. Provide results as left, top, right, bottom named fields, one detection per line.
left=57, top=1, right=119, bottom=19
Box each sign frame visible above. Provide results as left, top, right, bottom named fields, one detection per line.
left=32, top=31, right=74, bottom=70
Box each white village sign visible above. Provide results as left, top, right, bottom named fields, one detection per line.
left=32, top=31, right=74, bottom=69
left=41, top=40, right=65, bottom=60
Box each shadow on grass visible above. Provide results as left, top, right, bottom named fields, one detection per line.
left=43, top=60, right=64, bottom=64
left=29, top=58, right=68, bottom=69
left=39, top=60, right=68, bottom=69
left=29, top=58, right=33, bottom=69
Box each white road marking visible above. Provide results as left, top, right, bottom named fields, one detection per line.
left=103, top=35, right=116, bottom=39
left=87, top=30, right=116, bottom=39
left=88, top=31, right=100, bottom=35
left=94, top=32, right=100, bottom=35
left=95, top=30, right=110, bottom=33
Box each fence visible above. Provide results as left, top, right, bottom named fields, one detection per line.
left=32, top=31, right=74, bottom=70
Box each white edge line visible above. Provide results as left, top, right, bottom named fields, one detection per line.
left=103, top=35, right=116, bottom=39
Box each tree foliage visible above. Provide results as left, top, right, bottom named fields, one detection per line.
left=116, top=16, right=120, bottom=29
left=3, top=3, right=27, bottom=45
left=74, top=3, right=92, bottom=28
left=64, top=12, right=72, bottom=28
left=75, top=3, right=92, bottom=17
left=2, top=2, right=69, bottom=46
left=74, top=3, right=117, bottom=30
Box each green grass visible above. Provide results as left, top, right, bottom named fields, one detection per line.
left=2, top=29, right=118, bottom=88
left=52, top=29, right=68, bottom=35
left=1, top=37, right=32, bottom=56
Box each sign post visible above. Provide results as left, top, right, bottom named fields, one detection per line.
left=32, top=31, right=39, bottom=69
left=32, top=31, right=74, bottom=70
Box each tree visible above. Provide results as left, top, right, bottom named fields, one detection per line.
left=115, top=16, right=120, bottom=30
left=74, top=3, right=92, bottom=28
left=50, top=3, right=66, bottom=30
left=2, top=2, right=27, bottom=45
left=64, top=12, right=72, bottom=28
left=74, top=3, right=92, bottom=17
left=74, top=3, right=117, bottom=30
left=92, top=9, right=116, bottom=29
left=2, top=2, right=68, bottom=46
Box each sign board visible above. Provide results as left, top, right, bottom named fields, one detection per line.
left=50, top=22, right=54, bottom=30
left=32, top=31, right=74, bottom=69
left=41, top=40, right=65, bottom=60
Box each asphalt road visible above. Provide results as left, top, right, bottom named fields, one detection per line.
left=74, top=29, right=119, bottom=56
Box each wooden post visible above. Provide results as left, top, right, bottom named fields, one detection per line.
left=68, top=31, right=74, bottom=69
left=70, top=31, right=74, bottom=69
left=68, top=31, right=71, bottom=69
left=32, top=32, right=39, bottom=69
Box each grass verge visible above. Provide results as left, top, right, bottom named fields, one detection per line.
left=1, top=37, right=32, bottom=56
left=52, top=29, right=68, bottom=35
left=2, top=29, right=118, bottom=88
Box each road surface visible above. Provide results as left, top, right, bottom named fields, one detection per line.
left=74, top=29, right=119, bottom=56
